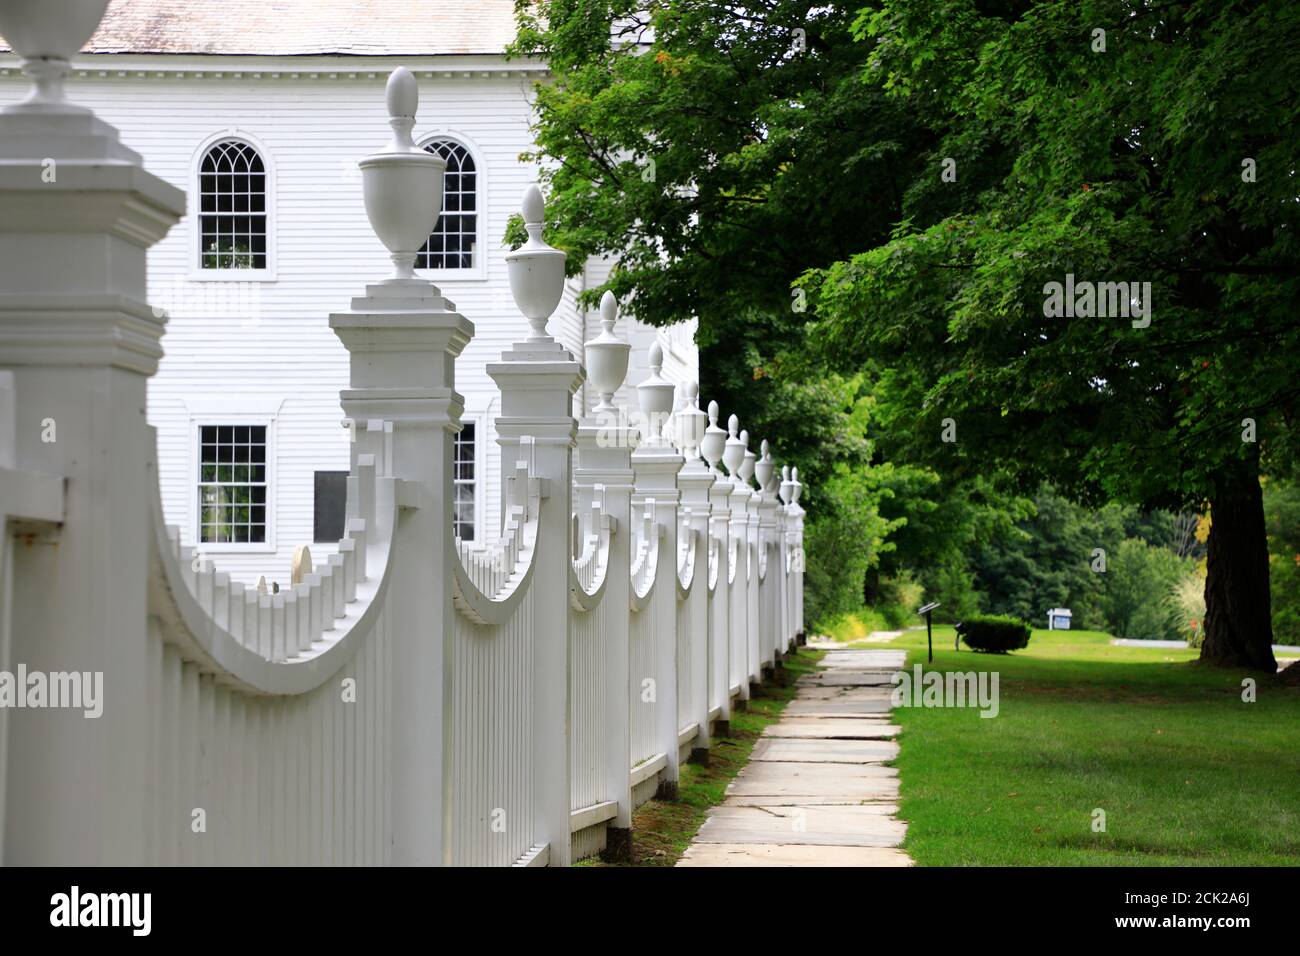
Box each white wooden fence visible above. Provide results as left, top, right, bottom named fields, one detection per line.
left=0, top=6, right=804, bottom=866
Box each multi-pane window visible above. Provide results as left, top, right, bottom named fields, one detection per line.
left=198, top=425, right=268, bottom=544
left=198, top=140, right=268, bottom=270
left=454, top=422, right=476, bottom=542
left=417, top=139, right=477, bottom=270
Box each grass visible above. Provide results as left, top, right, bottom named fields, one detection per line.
left=579, top=646, right=825, bottom=866
left=849, top=626, right=1300, bottom=865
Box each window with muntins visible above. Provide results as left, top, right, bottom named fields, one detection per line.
left=417, top=139, right=477, bottom=270
left=454, top=422, right=476, bottom=542
left=198, top=140, right=268, bottom=270
left=198, top=425, right=268, bottom=544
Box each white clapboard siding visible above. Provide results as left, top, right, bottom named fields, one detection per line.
left=0, top=55, right=699, bottom=585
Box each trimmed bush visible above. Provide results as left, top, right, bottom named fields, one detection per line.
left=956, top=614, right=1032, bottom=653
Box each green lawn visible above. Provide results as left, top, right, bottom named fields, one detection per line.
left=853, top=627, right=1300, bottom=866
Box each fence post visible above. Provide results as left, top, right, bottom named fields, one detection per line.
left=739, top=431, right=763, bottom=693
left=487, top=185, right=583, bottom=866
left=789, top=467, right=806, bottom=641
left=0, top=5, right=185, bottom=864
left=701, top=402, right=733, bottom=733
left=632, top=342, right=683, bottom=798
left=755, top=440, right=780, bottom=671
left=779, top=465, right=795, bottom=654
left=329, top=68, right=471, bottom=865
left=674, top=383, right=713, bottom=763
left=575, top=290, right=636, bottom=859
left=723, top=415, right=751, bottom=706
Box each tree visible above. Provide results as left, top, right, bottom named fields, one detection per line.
left=508, top=1, right=942, bottom=621
left=803, top=0, right=1300, bottom=670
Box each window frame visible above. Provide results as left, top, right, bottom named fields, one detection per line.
left=416, top=132, right=487, bottom=282
left=188, top=414, right=278, bottom=554
left=189, top=129, right=278, bottom=282
left=452, top=414, right=484, bottom=544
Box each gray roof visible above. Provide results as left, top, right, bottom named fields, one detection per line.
left=5, top=0, right=520, bottom=57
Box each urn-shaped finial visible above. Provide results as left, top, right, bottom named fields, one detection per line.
left=755, top=438, right=775, bottom=492
left=359, top=68, right=446, bottom=282
left=723, top=415, right=745, bottom=477
left=701, top=400, right=727, bottom=474
left=636, top=341, right=676, bottom=447
left=506, top=185, right=567, bottom=341
left=739, top=430, right=756, bottom=487
left=584, top=290, right=630, bottom=414
left=0, top=0, right=110, bottom=112
left=779, top=464, right=794, bottom=505
left=674, top=381, right=708, bottom=461
left=790, top=466, right=802, bottom=504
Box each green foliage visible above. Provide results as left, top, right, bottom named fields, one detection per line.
left=955, top=614, right=1032, bottom=653
left=1102, top=539, right=1192, bottom=641
left=1264, top=477, right=1300, bottom=645
left=799, top=1, right=1300, bottom=616
left=801, top=457, right=902, bottom=628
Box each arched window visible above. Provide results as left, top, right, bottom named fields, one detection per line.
left=418, top=139, right=477, bottom=270
left=198, top=139, right=268, bottom=270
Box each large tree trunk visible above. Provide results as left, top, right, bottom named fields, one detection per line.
left=1200, top=454, right=1276, bottom=672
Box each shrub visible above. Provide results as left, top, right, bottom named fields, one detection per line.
left=956, top=614, right=1032, bottom=653
left=1167, top=572, right=1207, bottom=648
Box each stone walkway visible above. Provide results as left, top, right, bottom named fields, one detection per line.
left=677, top=647, right=912, bottom=867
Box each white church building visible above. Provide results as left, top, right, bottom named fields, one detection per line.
left=0, top=0, right=698, bottom=584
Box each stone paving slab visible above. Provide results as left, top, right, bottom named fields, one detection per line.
left=750, top=737, right=898, bottom=763
left=677, top=647, right=913, bottom=867
left=677, top=843, right=912, bottom=867
left=693, top=805, right=906, bottom=847
left=797, top=672, right=898, bottom=688
left=724, top=794, right=898, bottom=807
left=784, top=697, right=892, bottom=716
left=727, top=761, right=898, bottom=799
left=763, top=718, right=899, bottom=739
left=821, top=650, right=907, bottom=668
left=795, top=685, right=895, bottom=701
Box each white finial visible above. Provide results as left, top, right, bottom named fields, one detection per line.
left=384, top=67, right=418, bottom=151
left=584, top=289, right=630, bottom=414
left=0, top=0, right=110, bottom=113
left=636, top=339, right=675, bottom=446
left=522, top=184, right=545, bottom=237
left=701, top=397, right=727, bottom=472
left=506, top=185, right=566, bottom=341
left=359, top=68, right=446, bottom=282
left=739, top=430, right=756, bottom=486
left=755, top=438, right=775, bottom=492
left=722, top=413, right=745, bottom=477
left=600, top=289, right=617, bottom=331
left=674, top=380, right=707, bottom=460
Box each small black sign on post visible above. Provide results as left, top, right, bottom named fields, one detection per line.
left=917, top=602, right=941, bottom=663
